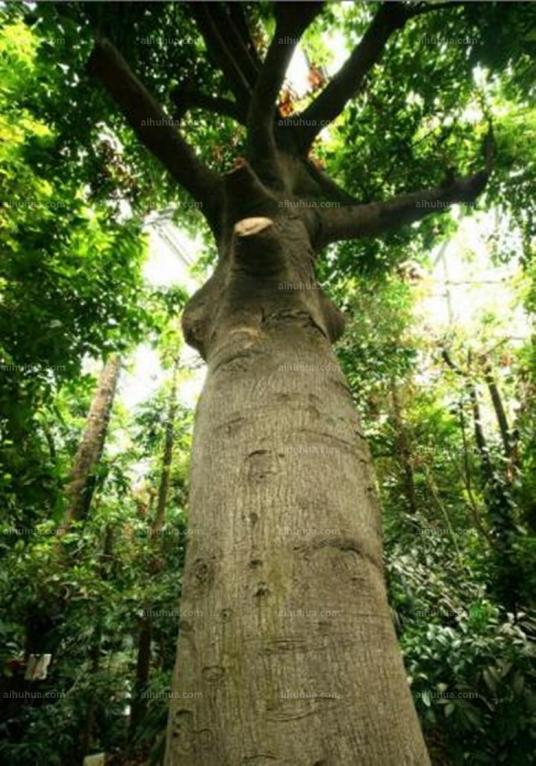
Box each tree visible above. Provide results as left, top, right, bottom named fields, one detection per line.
left=441, top=349, right=516, bottom=604
left=72, top=3, right=529, bottom=763
left=23, top=354, right=120, bottom=683
left=63, top=354, right=121, bottom=528
left=2, top=0, right=531, bottom=763
left=21, top=354, right=119, bottom=662
left=131, top=355, right=180, bottom=735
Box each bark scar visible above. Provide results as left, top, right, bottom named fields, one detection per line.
left=234, top=217, right=274, bottom=237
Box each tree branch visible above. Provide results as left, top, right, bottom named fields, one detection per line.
left=289, top=3, right=409, bottom=153
left=303, top=158, right=360, bottom=205
left=189, top=2, right=254, bottom=108
left=226, top=2, right=263, bottom=74
left=223, top=2, right=262, bottom=82
left=87, top=37, right=222, bottom=231
left=290, top=1, right=470, bottom=153
left=247, top=2, right=324, bottom=186
left=171, top=84, right=245, bottom=125
left=224, top=157, right=279, bottom=227
left=316, top=159, right=491, bottom=248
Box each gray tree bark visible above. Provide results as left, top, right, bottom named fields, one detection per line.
left=164, top=216, right=429, bottom=765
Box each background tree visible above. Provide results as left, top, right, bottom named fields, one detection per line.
left=130, top=348, right=182, bottom=738
left=63, top=354, right=122, bottom=529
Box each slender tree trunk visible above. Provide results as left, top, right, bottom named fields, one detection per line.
left=422, top=465, right=463, bottom=567
left=79, top=639, right=100, bottom=761
left=24, top=356, right=119, bottom=654
left=482, top=363, right=512, bottom=461
left=390, top=381, right=418, bottom=516
left=443, top=350, right=520, bottom=611
left=63, top=353, right=121, bottom=526
left=80, top=525, right=114, bottom=763
left=131, top=359, right=180, bottom=735
left=469, top=385, right=520, bottom=611
left=456, top=403, right=492, bottom=544
left=18, top=360, right=120, bottom=731
left=130, top=613, right=153, bottom=734
left=469, top=385, right=491, bottom=475
left=165, top=220, right=429, bottom=764
left=153, top=358, right=180, bottom=535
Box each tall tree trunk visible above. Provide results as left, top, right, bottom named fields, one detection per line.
left=63, top=353, right=121, bottom=527
left=165, top=219, right=429, bottom=764
left=130, top=359, right=180, bottom=735
left=86, top=17, right=493, bottom=761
